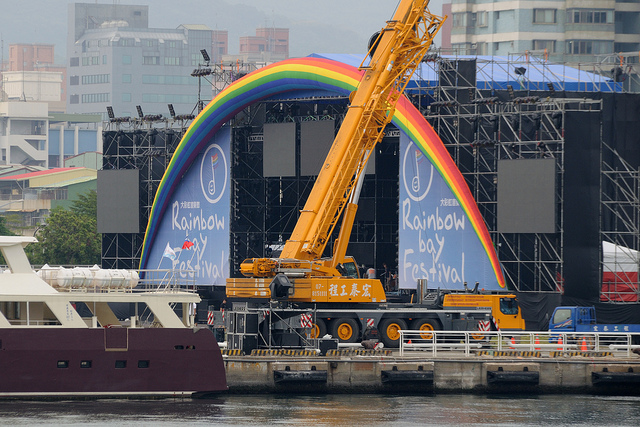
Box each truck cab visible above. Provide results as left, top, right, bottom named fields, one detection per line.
left=442, top=293, right=526, bottom=331
left=548, top=306, right=596, bottom=332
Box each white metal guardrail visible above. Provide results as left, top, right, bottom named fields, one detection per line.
left=398, top=330, right=640, bottom=357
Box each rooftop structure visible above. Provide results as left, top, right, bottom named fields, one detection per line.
left=448, top=0, right=640, bottom=65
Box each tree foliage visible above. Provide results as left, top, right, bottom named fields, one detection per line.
left=26, top=190, right=100, bottom=266
left=0, top=216, right=15, bottom=236
left=0, top=216, right=15, bottom=265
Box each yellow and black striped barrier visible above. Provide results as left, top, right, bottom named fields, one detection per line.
left=549, top=351, right=613, bottom=358
left=476, top=350, right=542, bottom=358
left=250, top=349, right=318, bottom=357
left=222, top=349, right=243, bottom=356
left=325, top=349, right=393, bottom=357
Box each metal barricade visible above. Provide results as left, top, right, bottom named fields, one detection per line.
left=398, top=330, right=637, bottom=357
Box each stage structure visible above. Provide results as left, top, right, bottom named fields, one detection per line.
left=407, top=55, right=640, bottom=301
left=108, top=53, right=640, bottom=305
left=229, top=97, right=399, bottom=281
left=99, top=115, right=192, bottom=269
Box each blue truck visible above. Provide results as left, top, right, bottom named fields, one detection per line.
left=549, top=306, right=640, bottom=344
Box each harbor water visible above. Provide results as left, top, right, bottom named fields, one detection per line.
left=0, top=394, right=639, bottom=426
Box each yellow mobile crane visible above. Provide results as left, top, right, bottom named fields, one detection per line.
left=228, top=0, right=446, bottom=304
left=222, top=2, right=524, bottom=349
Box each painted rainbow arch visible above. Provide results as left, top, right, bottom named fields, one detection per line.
left=139, top=57, right=506, bottom=288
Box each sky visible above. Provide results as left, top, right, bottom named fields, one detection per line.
left=0, top=0, right=444, bottom=64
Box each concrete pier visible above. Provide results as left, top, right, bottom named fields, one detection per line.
left=224, top=353, right=640, bottom=394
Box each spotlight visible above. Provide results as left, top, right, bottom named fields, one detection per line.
left=507, top=85, right=515, bottom=99
left=546, top=82, right=555, bottom=94
left=200, top=49, right=210, bottom=63
left=514, top=67, right=527, bottom=76
left=168, top=104, right=176, bottom=118
left=106, top=106, right=115, bottom=119
left=136, top=105, right=144, bottom=118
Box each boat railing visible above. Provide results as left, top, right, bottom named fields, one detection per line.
left=30, top=265, right=197, bottom=293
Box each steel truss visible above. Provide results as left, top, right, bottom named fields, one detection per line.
left=101, top=120, right=189, bottom=269
left=600, top=139, right=640, bottom=302
left=412, top=56, right=639, bottom=297
left=229, top=98, right=399, bottom=279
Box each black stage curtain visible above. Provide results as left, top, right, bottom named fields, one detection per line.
left=516, top=292, right=562, bottom=331
left=563, top=110, right=601, bottom=301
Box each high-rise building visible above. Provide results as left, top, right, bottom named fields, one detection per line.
left=238, top=27, right=289, bottom=62
left=3, top=44, right=67, bottom=112
left=212, top=30, right=229, bottom=63
left=67, top=3, right=214, bottom=120
left=448, top=0, right=640, bottom=63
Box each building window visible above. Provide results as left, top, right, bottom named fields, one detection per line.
left=123, top=74, right=132, bottom=83
left=115, top=360, right=127, bottom=369
left=567, top=9, right=613, bottom=24
left=70, top=76, right=79, bottom=86
left=452, top=13, right=468, bottom=27
left=70, top=94, right=79, bottom=104
left=566, top=40, right=613, bottom=55
left=533, top=9, right=556, bottom=24
left=143, top=56, right=159, bottom=65
left=122, top=93, right=131, bottom=102
left=82, top=74, right=110, bottom=84
left=476, top=42, right=488, bottom=55
left=138, top=360, right=150, bottom=368
left=533, top=40, right=556, bottom=53
left=476, top=12, right=488, bottom=27
left=103, top=55, right=107, bottom=64
left=168, top=41, right=177, bottom=48
left=122, top=55, right=132, bottom=65
left=164, top=57, right=181, bottom=65
left=82, top=93, right=110, bottom=103
left=70, top=57, right=79, bottom=67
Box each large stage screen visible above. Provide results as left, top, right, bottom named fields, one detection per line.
left=97, top=169, right=140, bottom=234
left=497, top=158, right=556, bottom=233
left=301, top=120, right=334, bottom=176
left=264, top=122, right=295, bottom=177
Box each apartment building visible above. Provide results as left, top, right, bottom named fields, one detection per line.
left=449, top=0, right=640, bottom=63
left=67, top=3, right=214, bottom=119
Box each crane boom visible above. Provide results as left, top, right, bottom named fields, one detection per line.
left=230, top=0, right=445, bottom=303
left=281, top=0, right=445, bottom=263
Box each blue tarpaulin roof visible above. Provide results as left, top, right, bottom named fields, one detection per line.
left=308, top=53, right=622, bottom=93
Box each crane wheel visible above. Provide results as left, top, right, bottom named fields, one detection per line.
left=380, top=318, right=408, bottom=348
left=308, top=318, right=327, bottom=339
left=330, top=318, right=359, bottom=343
left=410, top=319, right=440, bottom=340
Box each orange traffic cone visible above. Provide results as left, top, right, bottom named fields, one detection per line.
left=407, top=339, right=412, bottom=344
left=534, top=335, right=541, bottom=350
left=509, top=336, right=516, bottom=349
left=581, top=337, right=588, bottom=352
left=557, top=336, right=563, bottom=351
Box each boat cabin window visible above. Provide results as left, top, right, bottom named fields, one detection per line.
left=115, top=360, right=127, bottom=369
left=0, top=301, right=61, bottom=326
left=138, top=360, right=150, bottom=368
left=57, top=360, right=69, bottom=368
left=81, top=361, right=92, bottom=368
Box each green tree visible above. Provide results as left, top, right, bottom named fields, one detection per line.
left=0, top=216, right=16, bottom=265
left=0, top=216, right=15, bottom=236
left=26, top=190, right=100, bottom=266
left=71, top=189, right=97, bottom=217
